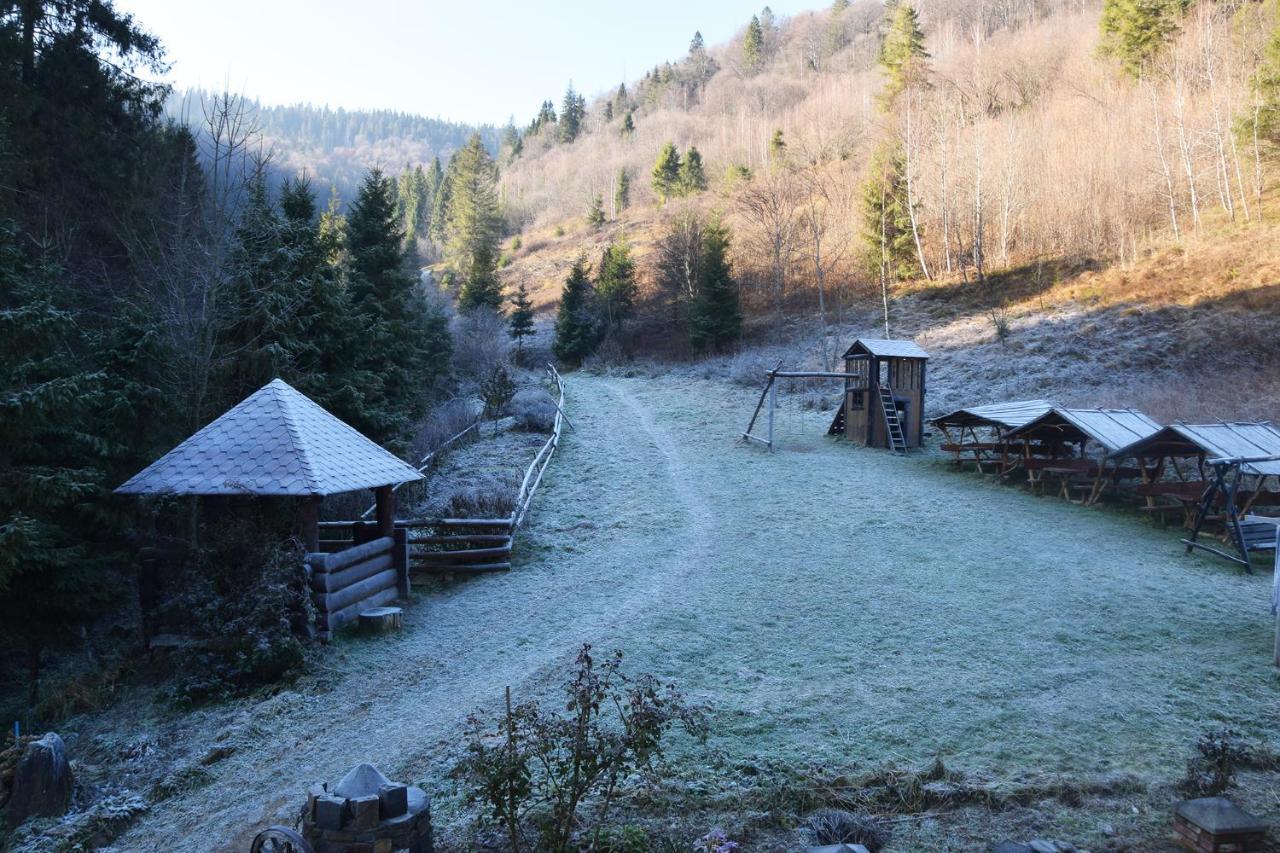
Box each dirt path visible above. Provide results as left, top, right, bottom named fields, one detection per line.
left=93, top=374, right=1280, bottom=851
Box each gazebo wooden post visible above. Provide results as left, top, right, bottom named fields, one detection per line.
left=375, top=485, right=395, bottom=539
left=297, top=495, right=322, bottom=553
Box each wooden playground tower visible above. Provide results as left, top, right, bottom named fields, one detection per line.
left=743, top=338, right=929, bottom=454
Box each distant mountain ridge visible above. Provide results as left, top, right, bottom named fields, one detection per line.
left=167, top=89, right=503, bottom=206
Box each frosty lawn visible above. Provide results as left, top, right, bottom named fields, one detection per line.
left=102, top=374, right=1280, bottom=850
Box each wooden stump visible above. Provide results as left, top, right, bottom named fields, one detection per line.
left=359, top=606, right=403, bottom=634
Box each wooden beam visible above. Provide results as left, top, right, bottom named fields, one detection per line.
left=375, top=485, right=394, bottom=539
left=297, top=496, right=321, bottom=553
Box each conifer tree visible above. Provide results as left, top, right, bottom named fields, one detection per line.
left=769, top=129, right=787, bottom=166
left=1256, top=17, right=1280, bottom=154
left=1099, top=0, right=1188, bottom=79
left=0, top=221, right=122, bottom=709
left=832, top=0, right=850, bottom=11
left=348, top=168, right=451, bottom=447
left=596, top=240, right=637, bottom=332
left=861, top=145, right=917, bottom=283
left=445, top=134, right=503, bottom=309
left=689, top=219, right=742, bottom=352
left=603, top=101, right=614, bottom=122
left=559, top=83, right=586, bottom=144
left=508, top=280, right=536, bottom=352
left=879, top=2, right=929, bottom=106
left=680, top=146, right=708, bottom=194
left=744, top=14, right=765, bottom=70
left=614, top=168, right=631, bottom=213
left=620, top=110, right=636, bottom=137
left=587, top=194, right=606, bottom=228
left=652, top=142, right=682, bottom=202
left=552, top=258, right=602, bottom=365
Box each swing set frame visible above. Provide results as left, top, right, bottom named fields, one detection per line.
left=742, top=362, right=852, bottom=451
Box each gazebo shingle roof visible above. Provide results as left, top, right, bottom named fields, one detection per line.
left=115, top=379, right=423, bottom=497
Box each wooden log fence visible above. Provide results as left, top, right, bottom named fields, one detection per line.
left=316, top=364, right=568, bottom=581
left=358, top=417, right=481, bottom=519
left=306, top=530, right=408, bottom=640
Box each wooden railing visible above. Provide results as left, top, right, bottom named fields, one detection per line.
left=511, top=364, right=566, bottom=531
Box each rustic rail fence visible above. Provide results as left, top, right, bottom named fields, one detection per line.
left=317, top=364, right=567, bottom=581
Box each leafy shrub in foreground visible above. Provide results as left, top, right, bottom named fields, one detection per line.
left=460, top=644, right=707, bottom=852
left=1182, top=728, right=1252, bottom=795
left=800, top=808, right=890, bottom=851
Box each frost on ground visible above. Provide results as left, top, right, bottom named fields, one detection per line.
left=70, top=374, right=1279, bottom=851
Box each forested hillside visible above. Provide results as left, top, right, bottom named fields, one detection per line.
left=486, top=0, right=1280, bottom=368
left=167, top=90, right=502, bottom=207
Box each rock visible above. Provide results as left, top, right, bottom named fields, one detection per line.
left=992, top=844, right=1032, bottom=853
left=1098, top=822, right=1115, bottom=837
left=5, top=732, right=73, bottom=827
left=1029, top=842, right=1057, bottom=853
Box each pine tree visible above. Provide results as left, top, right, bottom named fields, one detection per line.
left=689, top=219, right=742, bottom=352
left=559, top=83, right=586, bottom=144
left=879, top=2, right=930, bottom=106
left=614, top=83, right=629, bottom=115
left=552, top=258, right=602, bottom=365
left=603, top=101, right=614, bottom=122
left=652, top=142, right=682, bottom=202
left=596, top=240, right=637, bottom=332
left=744, top=14, right=765, bottom=71
left=679, top=146, right=708, bottom=194
left=458, top=242, right=505, bottom=311
left=620, top=110, right=636, bottom=137
left=691, top=31, right=706, bottom=53
left=614, top=168, right=631, bottom=213
left=832, top=0, right=850, bottom=11
left=508, top=280, right=536, bottom=352
left=587, top=194, right=606, bottom=228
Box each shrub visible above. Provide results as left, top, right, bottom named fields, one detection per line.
left=799, top=809, right=890, bottom=851
left=696, top=828, right=741, bottom=852
left=1182, top=728, right=1252, bottom=795
left=442, top=474, right=519, bottom=519
left=510, top=390, right=557, bottom=433
left=162, top=522, right=314, bottom=707
left=414, top=398, right=479, bottom=459
left=460, top=644, right=707, bottom=852
left=454, top=309, right=511, bottom=381
left=481, top=365, right=517, bottom=423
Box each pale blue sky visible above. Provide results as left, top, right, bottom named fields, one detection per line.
left=117, top=0, right=820, bottom=126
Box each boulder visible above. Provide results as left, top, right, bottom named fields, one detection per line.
left=5, top=733, right=73, bottom=827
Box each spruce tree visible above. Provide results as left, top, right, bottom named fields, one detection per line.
left=348, top=168, right=451, bottom=447
left=445, top=134, right=503, bottom=309
left=1099, top=0, right=1188, bottom=79
left=620, top=110, right=636, bottom=137
left=596, top=240, right=637, bottom=332
left=614, top=168, right=631, bottom=213
left=0, top=221, right=122, bottom=709
left=652, top=142, right=682, bottom=202
left=689, top=219, right=742, bottom=352
left=679, top=146, right=708, bottom=194
left=508, top=280, right=536, bottom=352
left=861, top=145, right=918, bottom=282
left=559, top=83, right=586, bottom=144
left=587, top=194, right=606, bottom=228
left=879, top=2, right=929, bottom=106
left=769, top=129, right=787, bottom=166
left=832, top=0, right=850, bottom=11
left=744, top=14, right=765, bottom=70
left=552, top=258, right=601, bottom=365
left=1256, top=16, right=1280, bottom=154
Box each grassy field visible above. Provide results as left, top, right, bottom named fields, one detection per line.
left=85, top=373, right=1279, bottom=852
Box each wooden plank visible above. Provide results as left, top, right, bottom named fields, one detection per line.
left=414, top=545, right=513, bottom=562
left=315, top=537, right=392, bottom=573
left=313, top=568, right=398, bottom=614
left=743, top=360, right=782, bottom=441
left=412, top=561, right=511, bottom=574
left=311, top=553, right=394, bottom=594
left=320, top=586, right=400, bottom=634
left=413, top=535, right=512, bottom=545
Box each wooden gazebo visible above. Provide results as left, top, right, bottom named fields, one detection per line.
left=839, top=338, right=929, bottom=453
left=116, top=379, right=423, bottom=637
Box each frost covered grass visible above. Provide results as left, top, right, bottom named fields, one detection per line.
left=77, top=373, right=1280, bottom=851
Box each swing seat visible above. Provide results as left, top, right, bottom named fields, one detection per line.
left=1240, top=516, right=1280, bottom=554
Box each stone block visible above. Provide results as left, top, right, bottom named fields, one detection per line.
left=379, top=783, right=409, bottom=818
left=351, top=794, right=380, bottom=829
left=314, top=794, right=348, bottom=831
